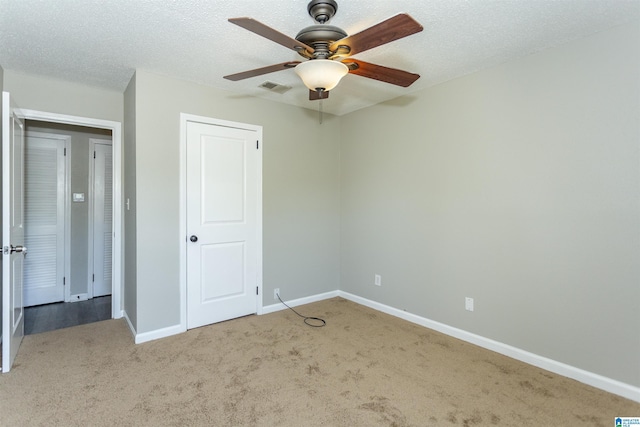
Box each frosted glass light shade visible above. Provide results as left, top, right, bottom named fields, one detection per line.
left=295, top=59, right=349, bottom=92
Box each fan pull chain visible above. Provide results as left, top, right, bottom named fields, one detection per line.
left=319, top=98, right=324, bottom=124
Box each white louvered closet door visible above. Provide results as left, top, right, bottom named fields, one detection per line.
left=92, top=142, right=112, bottom=297
left=23, top=133, right=67, bottom=307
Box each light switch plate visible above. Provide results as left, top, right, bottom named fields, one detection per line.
left=465, top=297, right=474, bottom=312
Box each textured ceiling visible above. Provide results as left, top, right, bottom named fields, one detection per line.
left=0, top=0, right=638, bottom=116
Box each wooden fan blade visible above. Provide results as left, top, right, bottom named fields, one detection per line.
left=330, top=14, right=423, bottom=56
left=224, top=61, right=300, bottom=81
left=343, top=59, right=420, bottom=87
left=229, top=17, right=314, bottom=55
left=309, top=90, right=329, bottom=101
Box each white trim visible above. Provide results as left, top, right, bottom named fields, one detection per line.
left=17, top=108, right=123, bottom=319
left=179, top=113, right=263, bottom=331
left=255, top=124, right=263, bottom=316
left=179, top=116, right=187, bottom=330
left=261, top=290, right=339, bottom=315
left=132, top=291, right=339, bottom=344
left=134, top=323, right=183, bottom=344
left=129, top=284, right=639, bottom=401
left=337, top=291, right=640, bottom=403
left=64, top=137, right=71, bottom=303
left=87, top=138, right=113, bottom=300
left=87, top=140, right=94, bottom=299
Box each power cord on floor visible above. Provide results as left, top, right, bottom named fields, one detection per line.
left=276, top=293, right=326, bottom=327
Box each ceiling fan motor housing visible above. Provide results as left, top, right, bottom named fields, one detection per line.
left=307, top=0, right=338, bottom=24
left=296, top=25, right=347, bottom=59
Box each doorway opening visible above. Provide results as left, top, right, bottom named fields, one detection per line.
left=20, top=109, right=123, bottom=319
left=22, top=121, right=114, bottom=334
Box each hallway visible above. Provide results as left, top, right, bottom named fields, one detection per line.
left=24, top=296, right=111, bottom=335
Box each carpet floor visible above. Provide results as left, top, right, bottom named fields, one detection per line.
left=0, top=297, right=638, bottom=426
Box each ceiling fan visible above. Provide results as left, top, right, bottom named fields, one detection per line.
left=223, top=0, right=423, bottom=101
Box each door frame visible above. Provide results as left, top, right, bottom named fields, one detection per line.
left=178, top=113, right=263, bottom=333
left=23, top=130, right=71, bottom=305
left=87, top=138, right=113, bottom=299
left=18, top=108, right=123, bottom=319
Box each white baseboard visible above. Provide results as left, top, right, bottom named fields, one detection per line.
left=123, top=311, right=136, bottom=340
left=261, top=290, right=339, bottom=315
left=122, top=308, right=184, bottom=345
left=122, top=288, right=638, bottom=402
left=338, top=291, right=640, bottom=403
left=134, top=323, right=185, bottom=345
left=130, top=291, right=339, bottom=345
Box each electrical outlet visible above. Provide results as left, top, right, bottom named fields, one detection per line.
left=274, top=288, right=280, bottom=300
left=465, top=297, right=474, bottom=312
left=374, top=274, right=382, bottom=286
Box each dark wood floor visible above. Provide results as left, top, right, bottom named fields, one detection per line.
left=24, top=296, right=112, bottom=335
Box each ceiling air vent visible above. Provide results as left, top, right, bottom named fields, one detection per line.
left=259, top=81, right=291, bottom=94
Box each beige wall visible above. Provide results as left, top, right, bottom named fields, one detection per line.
left=3, top=71, right=123, bottom=123
left=132, top=70, right=341, bottom=334
left=340, top=22, right=640, bottom=386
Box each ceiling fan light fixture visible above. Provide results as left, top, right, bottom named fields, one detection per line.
left=295, top=59, right=349, bottom=92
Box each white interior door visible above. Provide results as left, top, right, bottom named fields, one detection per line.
left=91, top=141, right=112, bottom=298
left=186, top=120, right=260, bottom=329
left=23, top=132, right=68, bottom=307
left=2, top=92, right=26, bottom=373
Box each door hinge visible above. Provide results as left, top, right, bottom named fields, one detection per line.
left=63, top=277, right=66, bottom=285
left=94, top=151, right=96, bottom=159
left=92, top=274, right=95, bottom=282
left=256, top=140, right=259, bottom=150
left=64, top=147, right=67, bottom=156
left=256, top=286, right=259, bottom=295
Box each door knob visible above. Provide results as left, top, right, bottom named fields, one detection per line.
left=5, top=245, right=27, bottom=254
left=189, top=235, right=198, bottom=242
